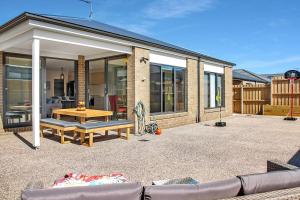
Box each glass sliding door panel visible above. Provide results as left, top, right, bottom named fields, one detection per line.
left=5, top=56, right=32, bottom=126
left=216, top=75, right=222, bottom=107
left=175, top=68, right=186, bottom=112
left=210, top=73, right=216, bottom=108
left=107, top=58, right=127, bottom=120
left=150, top=65, right=161, bottom=113
left=88, top=59, right=105, bottom=110
left=162, top=66, right=174, bottom=112
left=44, top=58, right=76, bottom=117
left=204, top=73, right=210, bottom=108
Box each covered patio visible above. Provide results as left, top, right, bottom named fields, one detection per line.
left=0, top=15, right=132, bottom=147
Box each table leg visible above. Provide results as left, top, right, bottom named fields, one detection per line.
left=89, top=132, right=93, bottom=147
left=40, top=126, right=44, bottom=138
left=105, top=116, right=109, bottom=136
left=118, top=129, right=121, bottom=138
left=60, top=130, right=64, bottom=144
left=126, top=128, right=130, bottom=140
left=80, top=133, right=85, bottom=144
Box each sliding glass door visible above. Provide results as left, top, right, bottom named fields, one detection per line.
left=87, top=59, right=106, bottom=110
left=107, top=57, right=127, bottom=119
left=4, top=55, right=32, bottom=127
left=87, top=56, right=127, bottom=120
left=43, top=58, right=76, bottom=118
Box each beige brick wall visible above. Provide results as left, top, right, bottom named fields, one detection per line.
left=200, top=63, right=233, bottom=121
left=127, top=47, right=150, bottom=132
left=77, top=55, right=86, bottom=102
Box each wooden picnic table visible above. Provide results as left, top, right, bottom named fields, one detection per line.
left=53, top=108, right=113, bottom=124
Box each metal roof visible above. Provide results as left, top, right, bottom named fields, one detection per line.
left=233, top=69, right=270, bottom=83
left=0, top=12, right=235, bottom=66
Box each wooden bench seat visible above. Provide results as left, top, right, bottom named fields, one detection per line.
left=75, top=120, right=134, bottom=147
left=40, top=118, right=79, bottom=144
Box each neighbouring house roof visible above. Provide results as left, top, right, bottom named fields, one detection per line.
left=233, top=69, right=271, bottom=83
left=0, top=12, right=235, bottom=66
left=260, top=73, right=284, bottom=80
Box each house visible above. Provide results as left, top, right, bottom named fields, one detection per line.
left=260, top=73, right=284, bottom=81
left=233, top=69, right=270, bottom=85
left=0, top=12, right=235, bottom=147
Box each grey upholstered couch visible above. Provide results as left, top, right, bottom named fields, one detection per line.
left=22, top=169, right=300, bottom=200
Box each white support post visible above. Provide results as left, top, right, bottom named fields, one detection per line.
left=32, top=39, right=40, bottom=148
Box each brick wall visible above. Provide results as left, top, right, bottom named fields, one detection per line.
left=127, top=47, right=150, bottom=132
left=77, top=55, right=86, bottom=102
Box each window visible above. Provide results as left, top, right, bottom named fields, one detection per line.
left=204, top=73, right=210, bottom=108
left=150, top=66, right=161, bottom=113
left=204, top=72, right=225, bottom=108
left=150, top=64, right=186, bottom=113
left=175, top=68, right=186, bottom=112
left=4, top=56, right=32, bottom=127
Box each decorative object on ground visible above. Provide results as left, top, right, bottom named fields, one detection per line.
left=133, top=101, right=158, bottom=135
left=152, top=177, right=199, bottom=185
left=52, top=173, right=128, bottom=188
left=133, top=101, right=146, bottom=135
left=215, top=87, right=226, bottom=127
left=145, top=120, right=158, bottom=134
left=155, top=128, right=162, bottom=135
left=77, top=101, right=86, bottom=111
left=283, top=70, right=300, bottom=121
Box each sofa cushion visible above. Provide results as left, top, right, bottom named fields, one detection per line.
left=144, top=178, right=241, bottom=200
left=21, top=182, right=143, bottom=200
left=238, top=169, right=300, bottom=195
left=40, top=118, right=79, bottom=128
left=76, top=120, right=133, bottom=130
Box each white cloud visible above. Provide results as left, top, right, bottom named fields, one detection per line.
left=144, top=0, right=215, bottom=19
left=93, top=0, right=215, bottom=35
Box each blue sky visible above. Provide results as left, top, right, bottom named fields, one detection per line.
left=0, top=0, right=299, bottom=74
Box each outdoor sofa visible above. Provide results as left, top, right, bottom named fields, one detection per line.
left=22, top=166, right=300, bottom=200
left=267, top=150, right=300, bottom=172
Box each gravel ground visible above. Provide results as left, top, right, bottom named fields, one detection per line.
left=1, top=114, right=300, bottom=199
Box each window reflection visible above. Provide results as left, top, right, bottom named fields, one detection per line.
left=150, top=64, right=186, bottom=114
left=5, top=56, right=32, bottom=126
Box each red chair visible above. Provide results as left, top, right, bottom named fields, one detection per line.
left=108, top=95, right=127, bottom=119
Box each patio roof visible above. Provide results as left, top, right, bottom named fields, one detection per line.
left=0, top=12, right=235, bottom=66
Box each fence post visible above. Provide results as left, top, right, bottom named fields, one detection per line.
left=241, top=86, right=244, bottom=114
left=270, top=78, right=273, bottom=106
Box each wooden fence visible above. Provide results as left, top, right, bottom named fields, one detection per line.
left=233, top=76, right=300, bottom=116
left=233, top=85, right=271, bottom=114
left=271, top=76, right=300, bottom=106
